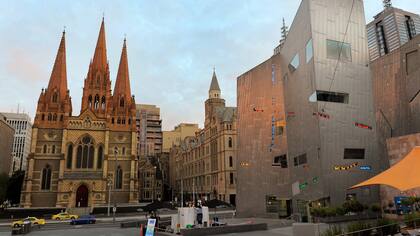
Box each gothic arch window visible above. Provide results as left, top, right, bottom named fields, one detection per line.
left=117, top=118, right=121, bottom=124
left=122, top=147, right=126, bottom=155
left=53, top=113, right=57, bottom=121
left=52, top=92, right=58, bottom=103
left=88, top=95, right=93, bottom=108
left=128, top=119, right=131, bottom=125
left=115, top=166, right=123, bottom=189
left=112, top=118, right=115, bottom=124
left=51, top=145, right=56, bottom=154
left=120, top=98, right=124, bottom=107
left=43, top=145, right=47, bottom=154
left=41, top=114, right=45, bottom=121
left=94, top=95, right=100, bottom=110
left=101, top=96, right=106, bottom=110
left=66, top=144, right=73, bottom=169
left=228, top=137, right=233, bottom=148
left=97, top=145, right=103, bottom=169
left=60, top=115, right=63, bottom=121
left=48, top=113, right=52, bottom=121
left=122, top=119, right=126, bottom=124
left=41, top=165, right=52, bottom=190
left=76, top=136, right=95, bottom=169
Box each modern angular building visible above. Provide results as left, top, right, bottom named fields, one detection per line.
left=1, top=112, right=32, bottom=174
left=136, top=104, right=162, bottom=158
left=237, top=0, right=379, bottom=218
left=21, top=19, right=139, bottom=208
left=368, top=4, right=420, bottom=208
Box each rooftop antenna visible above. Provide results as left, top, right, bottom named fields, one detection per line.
left=279, top=18, right=289, bottom=46
left=383, top=0, right=392, bottom=9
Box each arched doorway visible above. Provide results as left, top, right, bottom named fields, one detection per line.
left=76, top=185, right=89, bottom=207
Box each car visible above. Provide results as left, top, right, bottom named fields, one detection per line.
left=11, top=217, right=46, bottom=228
left=51, top=212, right=79, bottom=220
left=70, top=215, right=96, bottom=225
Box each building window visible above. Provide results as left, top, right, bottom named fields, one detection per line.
left=293, top=153, right=307, bottom=167
left=66, top=144, right=73, bottom=169
left=41, top=165, right=52, bottom=190
left=229, top=173, right=234, bottom=185
left=306, top=38, right=313, bottom=63
left=101, top=96, right=106, bottom=110
left=88, top=95, right=93, bottom=108
left=47, top=113, right=52, bottom=121
left=94, top=95, right=99, bottom=110
left=316, top=90, right=349, bottom=104
left=120, top=98, right=124, bottom=107
left=406, top=50, right=418, bottom=75
left=60, top=115, right=63, bottom=121
left=115, top=166, right=123, bottom=189
left=405, top=15, right=416, bottom=40
left=112, top=118, right=114, bottom=124
left=51, top=145, right=56, bottom=154
left=289, top=53, right=299, bottom=72
left=229, top=156, right=233, bottom=167
left=122, top=147, right=126, bottom=155
left=43, top=145, right=47, bottom=154
left=117, top=118, right=121, bottom=124
left=273, top=154, right=288, bottom=168
left=41, top=114, right=45, bottom=121
left=52, top=92, right=58, bottom=103
left=228, top=137, right=233, bottom=148
left=76, top=136, right=95, bottom=169
left=326, top=39, right=351, bottom=61
left=344, top=148, right=365, bottom=159
left=375, top=22, right=388, bottom=56
left=97, top=146, right=103, bottom=169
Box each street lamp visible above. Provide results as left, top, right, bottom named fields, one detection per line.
left=107, top=177, right=112, bottom=216
left=113, top=146, right=118, bottom=223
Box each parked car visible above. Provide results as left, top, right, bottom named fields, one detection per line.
left=52, top=212, right=79, bottom=220
left=11, top=217, right=46, bottom=228
left=70, top=215, right=96, bottom=225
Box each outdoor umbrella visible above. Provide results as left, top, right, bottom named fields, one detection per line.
left=141, top=201, right=175, bottom=213
left=350, top=147, right=420, bottom=191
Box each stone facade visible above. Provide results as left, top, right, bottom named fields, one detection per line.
left=21, top=19, right=139, bottom=208
left=170, top=71, right=237, bottom=205
left=0, top=113, right=14, bottom=175
left=162, top=123, right=199, bottom=153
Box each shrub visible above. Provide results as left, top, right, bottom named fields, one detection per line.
left=346, top=222, right=372, bottom=236
left=405, top=212, right=420, bottom=228
left=322, top=226, right=343, bottom=236
left=370, top=204, right=381, bottom=213
left=342, top=200, right=364, bottom=214
left=336, top=207, right=346, bottom=216
left=376, top=218, right=400, bottom=235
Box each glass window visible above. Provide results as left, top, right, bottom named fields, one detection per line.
left=97, top=146, right=103, bottom=169
left=344, top=148, right=365, bottom=159
left=288, top=54, right=300, bottom=72
left=316, top=90, right=349, bottom=104
left=293, top=153, right=307, bottom=166
left=306, top=38, right=313, bottom=63
left=229, top=173, right=234, bottom=185
left=326, top=39, right=351, bottom=61
left=273, top=154, right=288, bottom=168
left=41, top=165, right=51, bottom=190
left=66, top=144, right=73, bottom=169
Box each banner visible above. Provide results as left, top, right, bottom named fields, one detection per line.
left=145, top=218, right=156, bottom=236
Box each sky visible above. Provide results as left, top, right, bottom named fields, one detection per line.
left=0, top=0, right=419, bottom=130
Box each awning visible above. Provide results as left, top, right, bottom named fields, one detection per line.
left=350, top=147, right=420, bottom=192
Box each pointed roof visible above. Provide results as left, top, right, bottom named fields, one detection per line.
left=113, top=38, right=132, bottom=100
left=47, top=31, right=68, bottom=97
left=92, top=18, right=108, bottom=71
left=209, top=69, right=220, bottom=91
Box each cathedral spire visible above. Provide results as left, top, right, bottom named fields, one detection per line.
left=47, top=30, right=68, bottom=99
left=113, top=38, right=132, bottom=101
left=209, top=68, right=221, bottom=99
left=92, top=18, right=108, bottom=71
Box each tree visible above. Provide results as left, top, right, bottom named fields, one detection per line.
left=6, top=171, right=25, bottom=205
left=0, top=173, right=9, bottom=204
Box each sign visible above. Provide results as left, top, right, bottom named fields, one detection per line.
left=359, top=165, right=372, bottom=171
left=145, top=218, right=156, bottom=236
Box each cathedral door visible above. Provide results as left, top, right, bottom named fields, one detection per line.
left=76, top=185, right=89, bottom=207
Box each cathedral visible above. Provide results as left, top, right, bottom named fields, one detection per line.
left=21, top=19, right=139, bottom=208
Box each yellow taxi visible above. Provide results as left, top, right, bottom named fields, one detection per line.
left=51, top=212, right=79, bottom=220
left=11, top=217, right=46, bottom=228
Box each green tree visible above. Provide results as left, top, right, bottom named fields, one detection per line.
left=6, top=171, right=25, bottom=204
left=0, top=173, right=9, bottom=204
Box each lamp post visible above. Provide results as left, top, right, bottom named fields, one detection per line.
left=113, top=146, right=118, bottom=223
left=107, top=177, right=112, bottom=216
